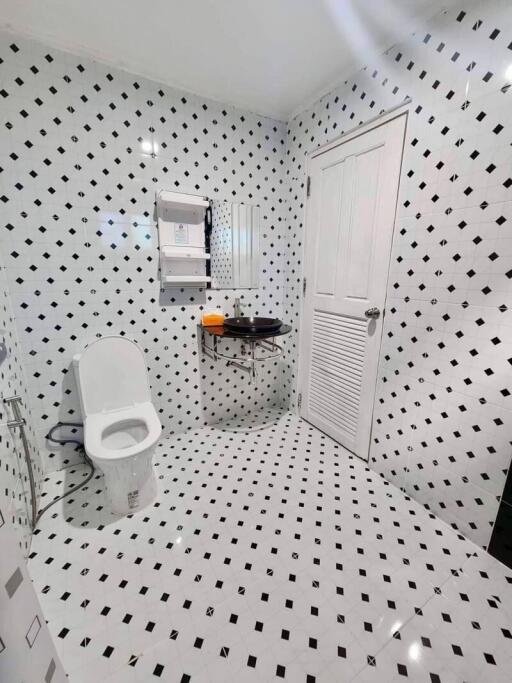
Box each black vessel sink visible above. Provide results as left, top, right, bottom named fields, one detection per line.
left=224, top=317, right=283, bottom=334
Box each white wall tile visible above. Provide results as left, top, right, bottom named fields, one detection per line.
left=0, top=29, right=289, bottom=472
left=282, top=0, right=512, bottom=549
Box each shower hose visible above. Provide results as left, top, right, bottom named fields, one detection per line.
left=37, top=422, right=95, bottom=524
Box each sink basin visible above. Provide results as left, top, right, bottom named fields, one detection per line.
left=224, top=317, right=283, bottom=334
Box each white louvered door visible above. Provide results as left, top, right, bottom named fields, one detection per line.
left=300, top=113, right=407, bottom=459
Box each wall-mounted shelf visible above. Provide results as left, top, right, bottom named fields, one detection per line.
left=156, top=190, right=210, bottom=287
left=157, top=191, right=209, bottom=213
left=161, top=246, right=211, bottom=260
left=164, top=275, right=211, bottom=285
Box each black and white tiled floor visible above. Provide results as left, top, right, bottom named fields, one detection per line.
left=28, top=411, right=512, bottom=682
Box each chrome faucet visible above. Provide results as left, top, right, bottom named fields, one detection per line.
left=234, top=297, right=243, bottom=317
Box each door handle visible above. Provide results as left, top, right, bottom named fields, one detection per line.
left=365, top=307, right=381, bottom=319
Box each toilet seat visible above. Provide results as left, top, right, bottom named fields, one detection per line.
left=85, top=402, right=161, bottom=462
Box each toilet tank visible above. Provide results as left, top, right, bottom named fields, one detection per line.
left=73, top=336, right=152, bottom=416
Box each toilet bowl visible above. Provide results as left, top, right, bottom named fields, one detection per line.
left=73, top=336, right=162, bottom=514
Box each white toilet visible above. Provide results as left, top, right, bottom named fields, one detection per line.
left=73, top=336, right=162, bottom=514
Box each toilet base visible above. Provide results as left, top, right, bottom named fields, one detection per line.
left=93, top=448, right=157, bottom=515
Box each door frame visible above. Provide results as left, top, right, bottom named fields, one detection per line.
left=297, top=102, right=410, bottom=460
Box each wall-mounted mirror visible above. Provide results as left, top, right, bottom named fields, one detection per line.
left=207, top=200, right=260, bottom=289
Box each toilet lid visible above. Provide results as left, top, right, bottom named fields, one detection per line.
left=75, top=336, right=151, bottom=414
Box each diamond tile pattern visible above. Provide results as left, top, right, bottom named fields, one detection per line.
left=282, top=1, right=512, bottom=548
left=0, top=0, right=511, bottom=564
left=0, top=247, right=42, bottom=553
left=0, top=496, right=66, bottom=682
left=0, top=29, right=287, bottom=472
left=29, top=412, right=512, bottom=682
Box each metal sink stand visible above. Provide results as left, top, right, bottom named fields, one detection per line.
left=201, top=328, right=283, bottom=382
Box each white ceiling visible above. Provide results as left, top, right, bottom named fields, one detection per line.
left=0, top=0, right=452, bottom=120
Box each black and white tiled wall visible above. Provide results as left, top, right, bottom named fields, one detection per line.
left=0, top=244, right=42, bottom=554
left=1, top=0, right=511, bottom=559
left=282, top=0, right=512, bottom=550
left=210, top=200, right=235, bottom=289
left=0, top=29, right=287, bottom=472
left=1, top=2, right=512, bottom=681
left=0, top=496, right=65, bottom=682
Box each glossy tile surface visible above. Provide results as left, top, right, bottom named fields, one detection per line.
left=0, top=495, right=66, bottom=682
left=29, top=411, right=511, bottom=682
left=0, top=249, right=43, bottom=553
left=0, top=28, right=287, bottom=473
left=282, top=0, right=512, bottom=550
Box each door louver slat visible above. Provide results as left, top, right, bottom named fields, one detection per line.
left=308, top=311, right=366, bottom=436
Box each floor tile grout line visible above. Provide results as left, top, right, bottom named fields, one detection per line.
left=29, top=411, right=509, bottom=682
left=348, top=564, right=459, bottom=682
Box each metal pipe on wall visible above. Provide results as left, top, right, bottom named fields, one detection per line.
left=4, top=395, right=38, bottom=529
